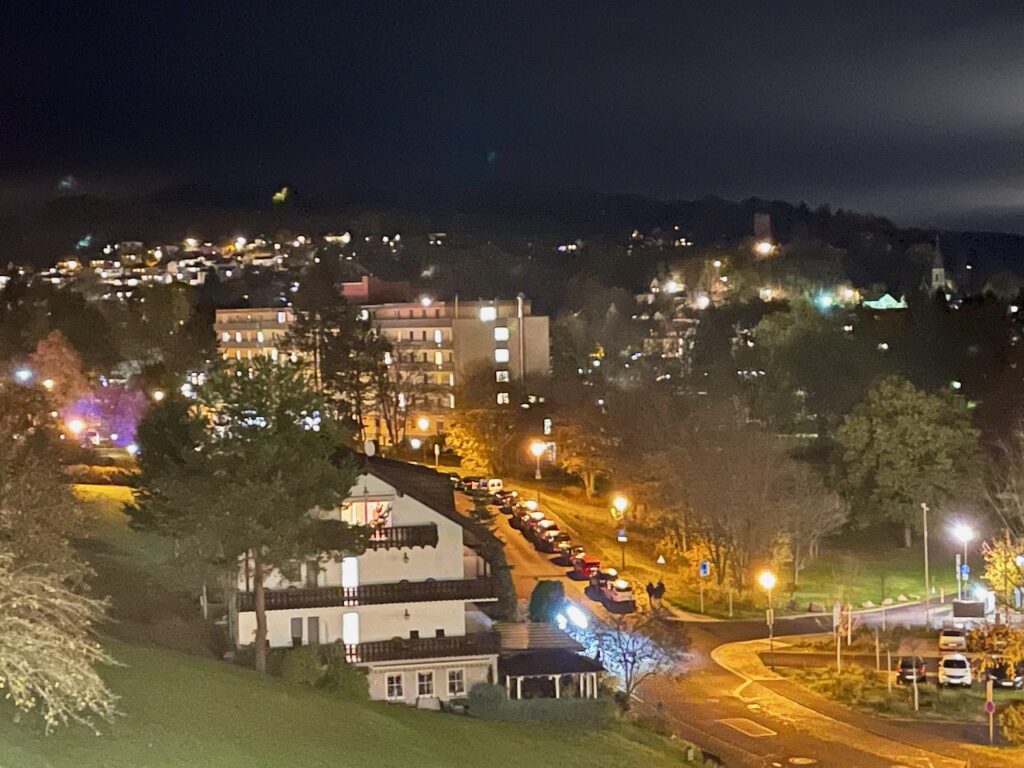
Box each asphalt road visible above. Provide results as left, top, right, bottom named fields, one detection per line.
left=454, top=490, right=1007, bottom=766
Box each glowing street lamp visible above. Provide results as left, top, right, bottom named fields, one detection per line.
left=416, top=416, right=430, bottom=432
left=13, top=367, right=32, bottom=384
left=611, top=495, right=630, bottom=518
left=42, top=378, right=55, bottom=391
left=409, top=438, right=422, bottom=450
left=151, top=389, right=166, bottom=402
left=758, top=569, right=777, bottom=668
left=529, top=440, right=546, bottom=480
left=952, top=523, right=975, bottom=599
left=66, top=418, right=86, bottom=436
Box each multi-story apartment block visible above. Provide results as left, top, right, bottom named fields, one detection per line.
left=364, top=294, right=549, bottom=437
left=230, top=457, right=500, bottom=705
left=213, top=283, right=550, bottom=441
left=214, top=307, right=296, bottom=362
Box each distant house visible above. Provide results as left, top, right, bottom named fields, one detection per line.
left=230, top=457, right=501, bottom=706
left=862, top=293, right=908, bottom=311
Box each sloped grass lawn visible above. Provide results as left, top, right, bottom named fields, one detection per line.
left=0, top=640, right=690, bottom=768
left=0, top=486, right=696, bottom=767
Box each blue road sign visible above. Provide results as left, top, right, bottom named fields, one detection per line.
left=698, top=560, right=711, bottom=578
left=960, top=564, right=970, bottom=578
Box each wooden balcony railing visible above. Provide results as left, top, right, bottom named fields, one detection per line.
left=366, top=524, right=438, bottom=550
left=237, top=577, right=495, bottom=612
left=325, top=632, right=501, bottom=664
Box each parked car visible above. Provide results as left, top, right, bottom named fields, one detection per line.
left=937, top=654, right=973, bottom=687
left=986, top=658, right=1024, bottom=689
left=938, top=627, right=968, bottom=652
left=484, top=477, right=504, bottom=495
left=459, top=476, right=482, bottom=493
left=553, top=535, right=574, bottom=558
left=446, top=472, right=461, bottom=489
left=536, top=528, right=570, bottom=554
left=571, top=553, right=600, bottom=578
left=896, top=656, right=927, bottom=685
left=526, top=518, right=558, bottom=545
left=600, top=577, right=636, bottom=604
left=492, top=489, right=517, bottom=506
left=498, top=499, right=519, bottom=515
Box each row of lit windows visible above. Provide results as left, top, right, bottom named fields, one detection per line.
left=386, top=669, right=466, bottom=700
left=221, top=329, right=282, bottom=344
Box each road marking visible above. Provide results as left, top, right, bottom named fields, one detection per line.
left=718, top=717, right=777, bottom=738
left=788, top=759, right=817, bottom=765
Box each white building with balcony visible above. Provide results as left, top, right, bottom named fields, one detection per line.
left=230, top=457, right=500, bottom=705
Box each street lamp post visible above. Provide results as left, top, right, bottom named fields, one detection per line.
left=529, top=440, right=546, bottom=481
left=952, top=523, right=975, bottom=600
left=612, top=495, right=630, bottom=571
left=758, top=570, right=777, bottom=671
left=922, top=503, right=930, bottom=625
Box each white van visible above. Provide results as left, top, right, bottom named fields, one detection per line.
left=485, top=478, right=503, bottom=495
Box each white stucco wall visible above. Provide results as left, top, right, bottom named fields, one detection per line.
left=236, top=598, right=471, bottom=648
left=366, top=656, right=496, bottom=705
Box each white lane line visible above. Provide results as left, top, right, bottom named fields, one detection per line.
left=718, top=717, right=778, bottom=738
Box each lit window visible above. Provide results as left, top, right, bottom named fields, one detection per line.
left=434, top=351, right=444, bottom=367
left=221, top=331, right=230, bottom=342
left=543, top=417, right=553, bottom=436
left=494, top=326, right=510, bottom=342
left=235, top=331, right=242, bottom=343
left=341, top=557, right=359, bottom=588
left=277, top=311, right=286, bottom=324
left=495, top=348, right=510, bottom=363
left=447, top=669, right=466, bottom=696
left=449, top=394, right=455, bottom=408
left=256, top=330, right=265, bottom=343
left=270, top=348, right=279, bottom=361
left=479, top=306, right=497, bottom=322
left=496, top=370, right=510, bottom=383
left=497, top=392, right=510, bottom=405
left=386, top=673, right=404, bottom=700
left=342, top=612, right=359, bottom=645
left=384, top=351, right=393, bottom=365
left=433, top=329, right=443, bottom=345
left=417, top=671, right=435, bottom=697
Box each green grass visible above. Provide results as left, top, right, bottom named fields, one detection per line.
left=0, top=485, right=697, bottom=767
left=0, top=640, right=692, bottom=768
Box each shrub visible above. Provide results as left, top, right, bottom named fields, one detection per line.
left=1000, top=701, right=1024, bottom=746
left=280, top=645, right=324, bottom=687
left=322, top=656, right=369, bottom=701
left=468, top=682, right=614, bottom=725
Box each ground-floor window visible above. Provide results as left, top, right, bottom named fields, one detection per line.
left=386, top=673, right=404, bottom=700
left=447, top=669, right=465, bottom=696
left=417, top=671, right=434, bottom=697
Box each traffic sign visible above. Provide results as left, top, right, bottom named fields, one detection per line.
left=698, top=560, right=710, bottom=578
left=960, top=564, right=970, bottom=578
left=985, top=700, right=995, bottom=714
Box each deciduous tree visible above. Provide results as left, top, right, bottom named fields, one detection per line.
left=130, top=357, right=367, bottom=673
left=836, top=376, right=981, bottom=547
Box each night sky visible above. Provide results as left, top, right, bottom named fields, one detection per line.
left=6, top=2, right=1024, bottom=228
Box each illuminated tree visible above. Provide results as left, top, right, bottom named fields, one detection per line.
left=587, top=615, right=681, bottom=708
left=980, top=533, right=1024, bottom=618
left=27, top=329, right=89, bottom=410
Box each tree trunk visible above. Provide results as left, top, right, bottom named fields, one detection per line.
left=792, top=543, right=800, bottom=587
left=903, top=522, right=913, bottom=549
left=253, top=551, right=268, bottom=674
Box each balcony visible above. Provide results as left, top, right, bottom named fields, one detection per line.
left=327, top=632, right=501, bottom=664
left=238, top=577, right=495, bottom=612
left=366, top=524, right=438, bottom=550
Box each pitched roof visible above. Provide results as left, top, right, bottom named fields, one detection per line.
left=495, top=622, right=584, bottom=652
left=499, top=649, right=605, bottom=677
left=357, top=455, right=472, bottom=534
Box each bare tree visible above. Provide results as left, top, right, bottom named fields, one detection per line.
left=779, top=462, right=848, bottom=586
left=986, top=428, right=1024, bottom=536
left=589, top=615, right=681, bottom=708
